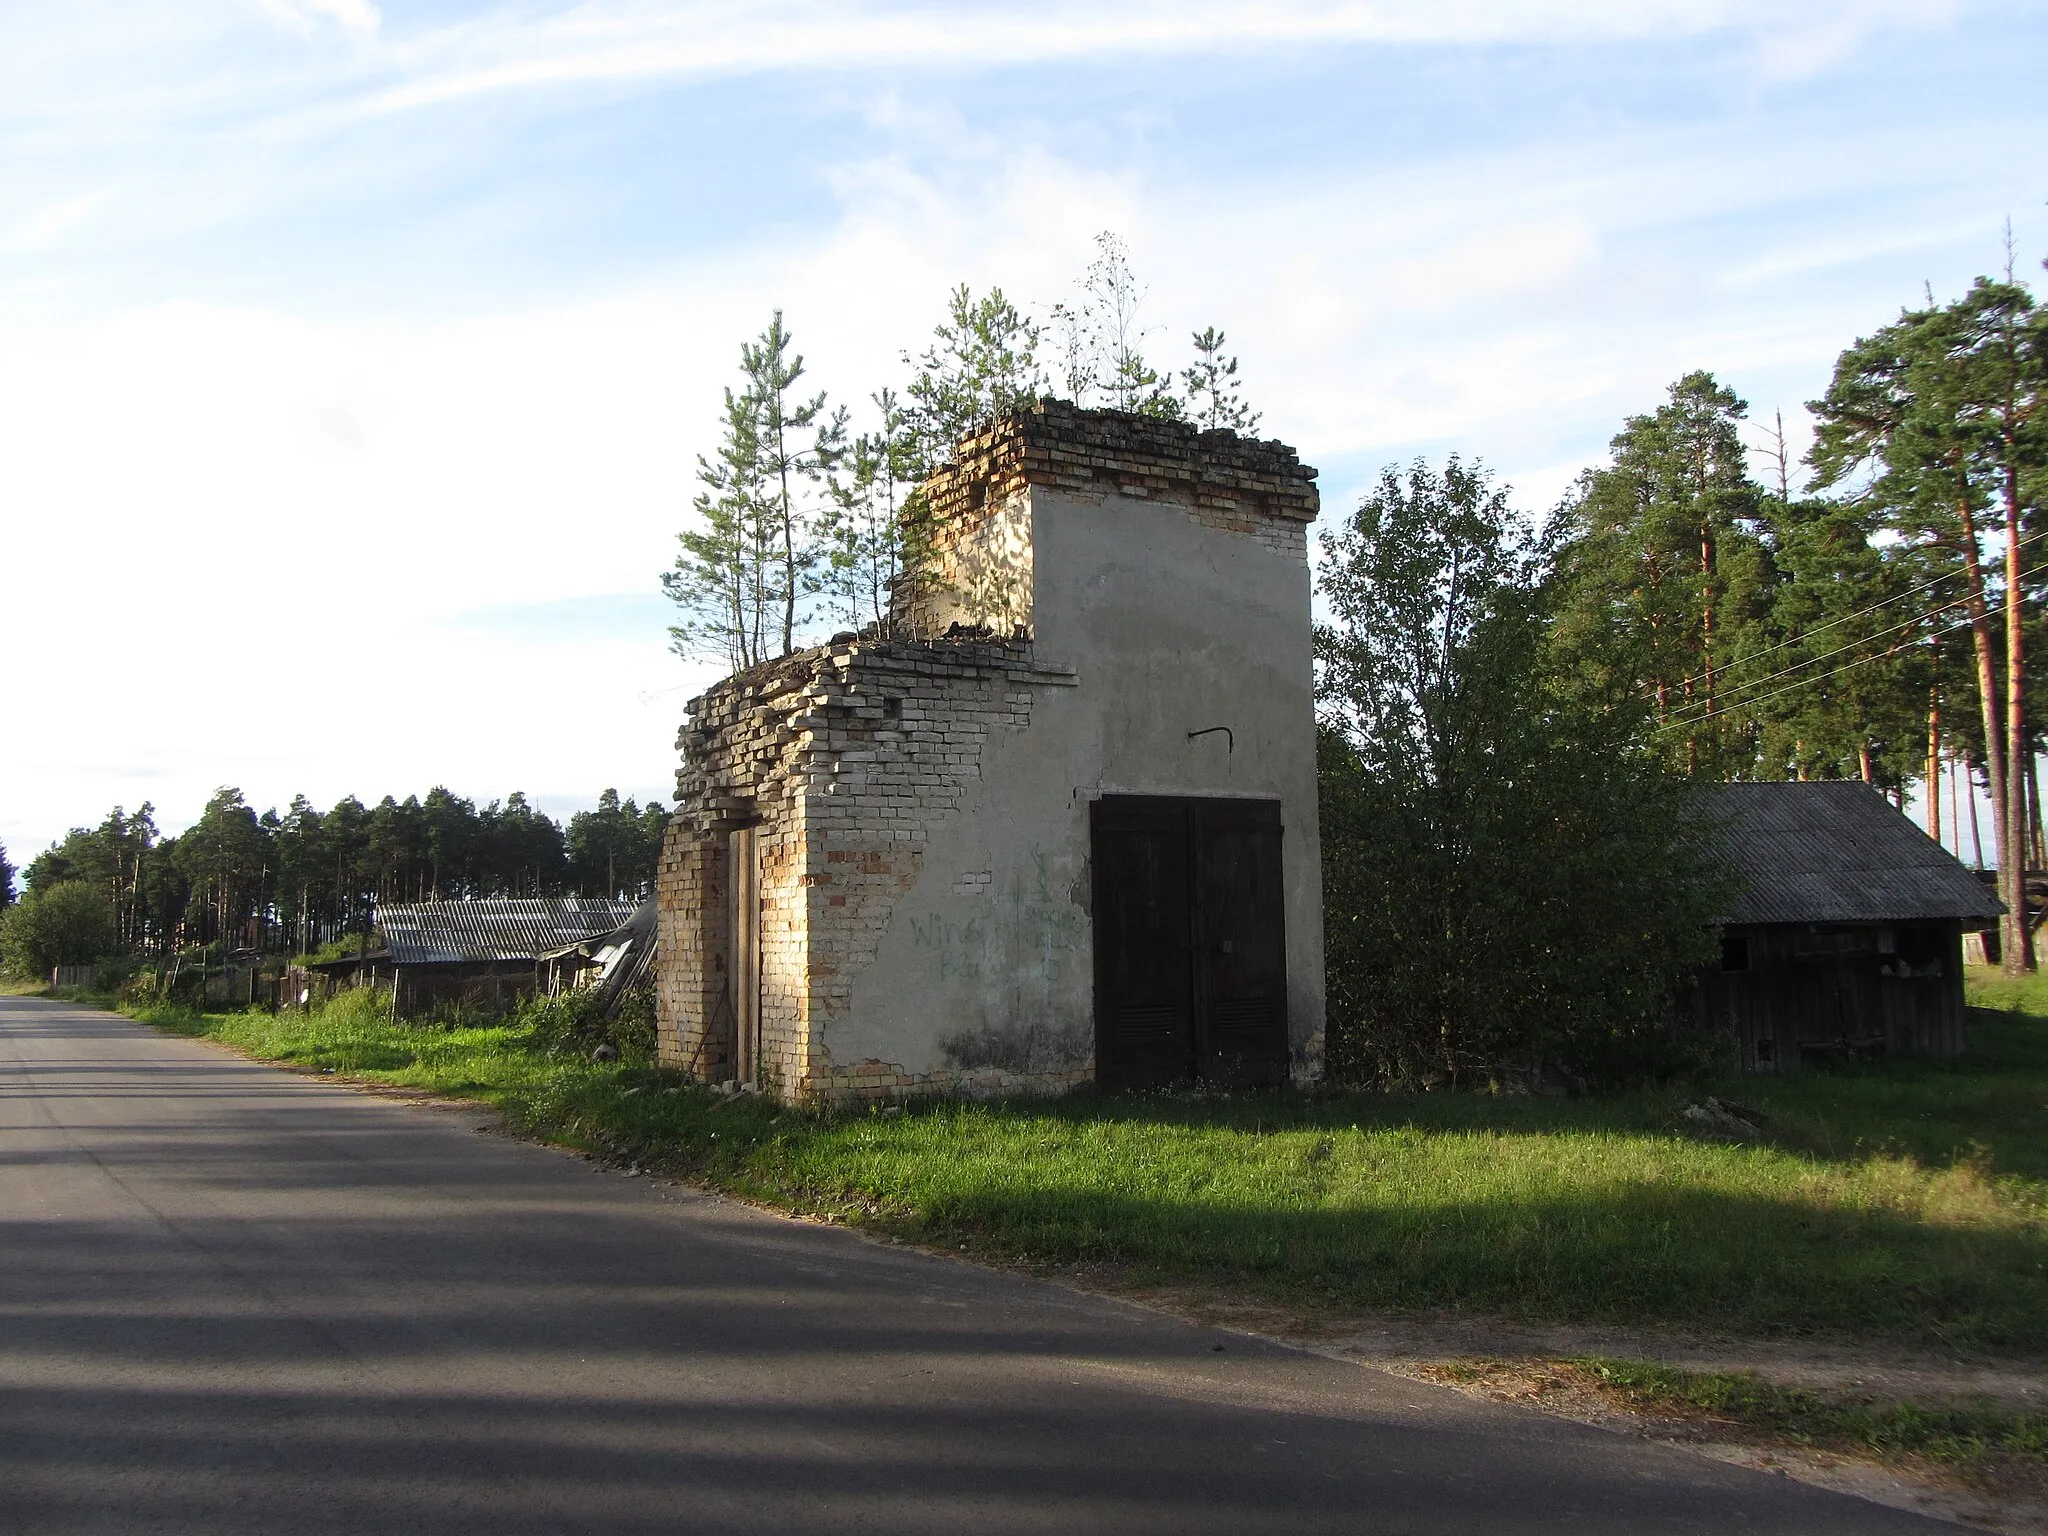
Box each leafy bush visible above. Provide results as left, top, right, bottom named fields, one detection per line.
left=320, top=985, right=397, bottom=1030
left=116, top=968, right=163, bottom=1004
left=0, top=880, right=117, bottom=977
left=517, top=984, right=655, bottom=1062
left=302, top=935, right=375, bottom=965
left=1316, top=460, right=1731, bottom=1090
left=610, top=982, right=657, bottom=1059
left=91, top=953, right=153, bottom=996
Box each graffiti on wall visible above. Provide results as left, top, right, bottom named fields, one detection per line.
left=909, top=845, right=1083, bottom=984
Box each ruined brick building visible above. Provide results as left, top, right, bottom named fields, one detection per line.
left=655, top=400, right=1324, bottom=1101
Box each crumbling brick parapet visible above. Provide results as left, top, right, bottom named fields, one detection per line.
left=923, top=398, right=1319, bottom=530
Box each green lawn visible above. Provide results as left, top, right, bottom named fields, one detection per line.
left=115, top=976, right=2048, bottom=1355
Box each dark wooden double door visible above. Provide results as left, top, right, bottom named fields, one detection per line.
left=1091, top=796, right=1288, bottom=1089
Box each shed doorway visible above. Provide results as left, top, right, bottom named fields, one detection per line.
left=1090, top=796, right=1287, bottom=1089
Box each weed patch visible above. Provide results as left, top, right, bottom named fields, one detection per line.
left=1571, top=1356, right=2048, bottom=1478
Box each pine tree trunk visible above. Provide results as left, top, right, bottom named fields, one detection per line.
left=778, top=449, right=797, bottom=657
left=2030, top=752, right=2046, bottom=872
left=1969, top=759, right=1986, bottom=867
left=1947, top=753, right=1961, bottom=855
left=1927, top=688, right=1942, bottom=843
left=2004, top=487, right=2034, bottom=972
left=1700, top=521, right=1716, bottom=761
left=1953, top=496, right=2019, bottom=963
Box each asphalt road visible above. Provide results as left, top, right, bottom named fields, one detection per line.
left=0, top=995, right=1957, bottom=1534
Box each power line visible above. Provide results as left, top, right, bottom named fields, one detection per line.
left=1667, top=588, right=1972, bottom=721
left=1658, top=554, right=2048, bottom=734
left=1654, top=522, right=2048, bottom=700
left=1651, top=608, right=1982, bottom=735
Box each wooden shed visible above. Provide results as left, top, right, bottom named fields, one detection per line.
left=377, top=898, right=638, bottom=1020
left=1695, top=782, right=2004, bottom=1071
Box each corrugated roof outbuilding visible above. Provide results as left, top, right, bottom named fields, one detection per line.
left=376, top=898, right=640, bottom=966
left=1708, top=782, right=2002, bottom=926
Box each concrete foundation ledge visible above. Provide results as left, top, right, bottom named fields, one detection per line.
left=1291, top=1031, right=1327, bottom=1087
left=803, top=1057, right=1095, bottom=1104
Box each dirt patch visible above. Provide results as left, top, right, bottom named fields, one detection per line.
left=1315, top=1314, right=2048, bottom=1410
left=1392, top=1355, right=2048, bottom=1534
left=335, top=1078, right=507, bottom=1121
left=1049, top=1276, right=2048, bottom=1406
left=1022, top=1267, right=2048, bottom=1534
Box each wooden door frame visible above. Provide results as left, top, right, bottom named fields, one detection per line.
left=728, top=825, right=761, bottom=1086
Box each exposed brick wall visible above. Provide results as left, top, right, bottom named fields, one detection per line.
left=656, top=647, right=819, bottom=1084
left=904, top=489, right=1034, bottom=637
left=656, top=636, right=1079, bottom=1101
left=653, top=835, right=726, bottom=1076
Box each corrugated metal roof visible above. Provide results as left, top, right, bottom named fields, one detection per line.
left=537, top=897, right=654, bottom=961
left=375, top=898, right=640, bottom=966
left=1709, top=782, right=2003, bottom=926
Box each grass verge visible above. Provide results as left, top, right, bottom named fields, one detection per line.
left=97, top=979, right=2048, bottom=1361
left=1579, top=1356, right=2047, bottom=1480
left=1423, top=1353, right=2048, bottom=1480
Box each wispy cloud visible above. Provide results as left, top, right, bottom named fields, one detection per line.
left=260, top=0, right=382, bottom=38
left=356, top=0, right=1968, bottom=112
left=0, top=1, right=1971, bottom=135
left=0, top=190, right=111, bottom=256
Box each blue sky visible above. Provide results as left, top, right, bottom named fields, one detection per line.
left=2, top=0, right=2044, bottom=863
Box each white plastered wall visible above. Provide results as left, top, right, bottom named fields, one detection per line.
left=833, top=485, right=1325, bottom=1078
